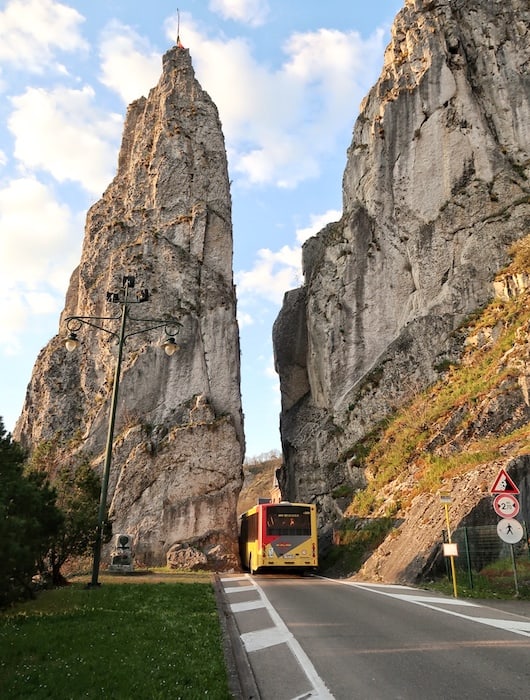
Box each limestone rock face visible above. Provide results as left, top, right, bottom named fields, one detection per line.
left=273, top=0, right=530, bottom=530
left=15, top=46, right=244, bottom=568
left=355, top=274, right=530, bottom=583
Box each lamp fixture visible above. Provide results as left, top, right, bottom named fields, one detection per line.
left=65, top=332, right=79, bottom=352
left=62, top=273, right=182, bottom=588
left=162, top=336, right=179, bottom=356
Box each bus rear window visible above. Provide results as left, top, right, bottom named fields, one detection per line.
left=266, top=506, right=311, bottom=536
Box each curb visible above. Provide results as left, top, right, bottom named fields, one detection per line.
left=213, top=574, right=261, bottom=699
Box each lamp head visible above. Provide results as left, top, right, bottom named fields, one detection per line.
left=162, top=337, right=179, bottom=356
left=65, top=332, right=79, bottom=352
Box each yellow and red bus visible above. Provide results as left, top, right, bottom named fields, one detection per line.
left=239, top=501, right=318, bottom=574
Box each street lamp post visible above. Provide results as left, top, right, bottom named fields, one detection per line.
left=64, top=274, right=181, bottom=587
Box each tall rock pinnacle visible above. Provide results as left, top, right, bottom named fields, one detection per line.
left=15, top=46, right=245, bottom=568
left=273, top=0, right=530, bottom=529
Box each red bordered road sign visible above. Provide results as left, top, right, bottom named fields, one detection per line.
left=490, top=468, right=520, bottom=495
left=493, top=493, right=520, bottom=518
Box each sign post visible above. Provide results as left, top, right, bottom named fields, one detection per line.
left=490, top=469, right=522, bottom=596
left=440, top=492, right=458, bottom=598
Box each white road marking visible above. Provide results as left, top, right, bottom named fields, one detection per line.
left=220, top=575, right=247, bottom=582
left=472, top=617, right=530, bottom=634
left=223, top=584, right=255, bottom=594
left=326, top=578, right=530, bottom=638
left=230, top=599, right=266, bottom=613
left=390, top=593, right=476, bottom=606
left=236, top=575, right=335, bottom=699
left=347, top=582, right=413, bottom=590
left=222, top=573, right=530, bottom=700
left=241, top=625, right=292, bottom=652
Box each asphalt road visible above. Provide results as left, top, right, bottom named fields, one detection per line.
left=220, top=574, right=530, bottom=700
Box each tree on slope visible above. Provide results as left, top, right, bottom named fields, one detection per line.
left=46, top=460, right=102, bottom=585
left=0, top=419, right=62, bottom=607
left=27, top=439, right=105, bottom=585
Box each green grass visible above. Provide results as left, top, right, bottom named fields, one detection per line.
left=427, top=557, right=530, bottom=600
left=0, top=581, right=231, bottom=699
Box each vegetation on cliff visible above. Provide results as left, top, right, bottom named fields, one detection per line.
left=327, top=234, right=530, bottom=577
left=238, top=450, right=282, bottom=514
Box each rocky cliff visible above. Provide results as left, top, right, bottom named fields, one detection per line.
left=350, top=263, right=530, bottom=583
left=273, top=0, right=530, bottom=557
left=14, top=46, right=244, bottom=568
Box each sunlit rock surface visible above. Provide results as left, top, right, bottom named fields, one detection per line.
left=15, top=46, right=244, bottom=569
left=274, top=0, right=530, bottom=564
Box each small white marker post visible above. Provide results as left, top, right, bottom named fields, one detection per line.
left=440, top=492, right=458, bottom=598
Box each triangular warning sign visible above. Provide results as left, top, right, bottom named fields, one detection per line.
left=490, top=468, right=520, bottom=495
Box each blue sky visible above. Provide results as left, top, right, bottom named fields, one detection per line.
left=0, top=0, right=403, bottom=458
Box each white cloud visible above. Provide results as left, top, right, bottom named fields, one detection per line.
left=98, top=21, right=162, bottom=104
left=165, top=14, right=386, bottom=188
left=0, top=176, right=79, bottom=286
left=8, top=85, right=122, bottom=195
left=0, top=0, right=88, bottom=73
left=237, top=310, right=254, bottom=328
left=236, top=209, right=342, bottom=306
left=236, top=244, right=302, bottom=305
left=264, top=354, right=277, bottom=379
left=296, top=209, right=342, bottom=244
left=0, top=176, right=82, bottom=352
left=1, top=294, right=28, bottom=355
left=208, top=0, right=269, bottom=27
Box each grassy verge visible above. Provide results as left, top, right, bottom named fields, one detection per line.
left=427, top=557, right=530, bottom=599
left=0, top=578, right=231, bottom=699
